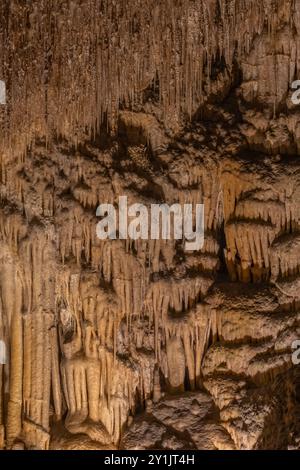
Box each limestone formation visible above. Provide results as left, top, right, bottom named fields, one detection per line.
left=0, top=0, right=300, bottom=450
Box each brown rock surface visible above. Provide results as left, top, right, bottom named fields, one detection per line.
left=0, top=0, right=300, bottom=450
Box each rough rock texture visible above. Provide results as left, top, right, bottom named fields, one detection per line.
left=1, top=0, right=300, bottom=450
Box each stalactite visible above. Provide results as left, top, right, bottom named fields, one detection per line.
left=6, top=276, right=23, bottom=447
left=1, top=0, right=300, bottom=451
left=0, top=0, right=284, bottom=162
left=50, top=326, right=62, bottom=420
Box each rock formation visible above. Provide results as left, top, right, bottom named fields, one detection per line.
left=0, top=0, right=300, bottom=450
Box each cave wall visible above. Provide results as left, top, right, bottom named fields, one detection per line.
left=0, top=0, right=300, bottom=450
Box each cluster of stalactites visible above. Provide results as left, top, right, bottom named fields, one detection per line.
left=0, top=0, right=286, bottom=159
